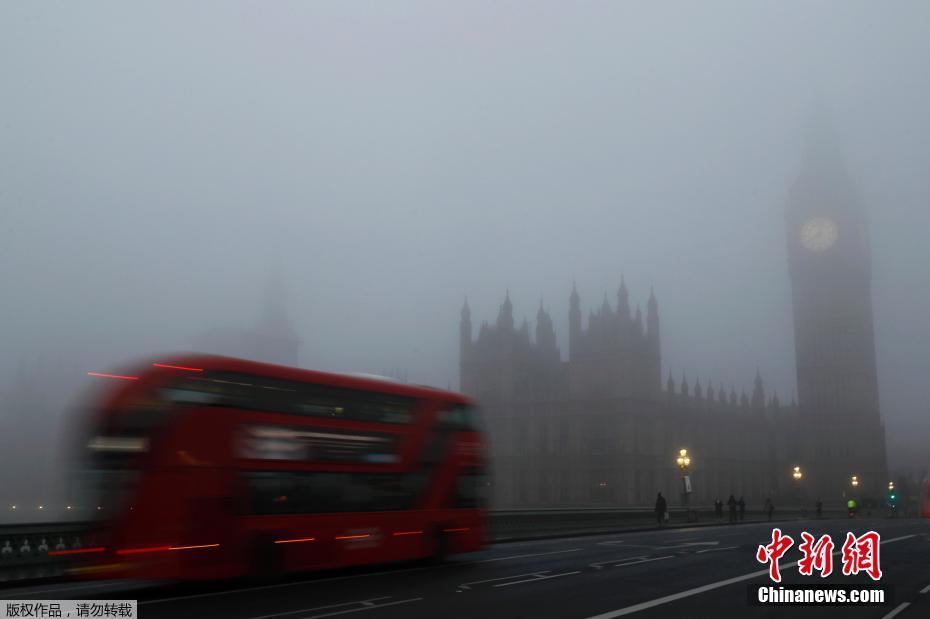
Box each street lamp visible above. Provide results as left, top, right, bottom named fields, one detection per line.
left=888, top=481, right=894, bottom=491
left=792, top=466, right=803, bottom=481
left=851, top=475, right=859, bottom=488
left=676, top=448, right=691, bottom=471
left=676, top=448, right=693, bottom=522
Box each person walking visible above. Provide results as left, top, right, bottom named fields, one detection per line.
left=738, top=496, right=746, bottom=522
left=655, top=492, right=668, bottom=527
left=714, top=498, right=723, bottom=521
left=816, top=498, right=823, bottom=519
left=727, top=494, right=737, bottom=524
left=764, top=497, right=775, bottom=521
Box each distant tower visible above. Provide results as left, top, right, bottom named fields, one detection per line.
left=785, top=113, right=887, bottom=496
left=646, top=288, right=661, bottom=396
left=253, top=267, right=300, bottom=366
left=569, top=283, right=582, bottom=360
left=459, top=298, right=472, bottom=391
left=751, top=369, right=765, bottom=414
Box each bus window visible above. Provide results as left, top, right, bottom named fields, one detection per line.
left=245, top=471, right=416, bottom=514
left=158, top=373, right=416, bottom=424
left=455, top=467, right=489, bottom=508
left=438, top=404, right=482, bottom=431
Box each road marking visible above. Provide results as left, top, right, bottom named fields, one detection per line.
left=612, top=556, right=674, bottom=568
left=494, top=570, right=581, bottom=587
left=657, top=541, right=720, bottom=550
left=476, top=548, right=583, bottom=563
left=590, top=557, right=647, bottom=570
left=882, top=602, right=910, bottom=619
left=137, top=531, right=918, bottom=607
left=302, top=597, right=423, bottom=619
left=586, top=533, right=917, bottom=618
left=459, top=571, right=545, bottom=590
left=248, top=597, right=422, bottom=619
left=249, top=598, right=390, bottom=619
left=696, top=546, right=739, bottom=554
left=141, top=547, right=580, bottom=605
left=921, top=583, right=930, bottom=594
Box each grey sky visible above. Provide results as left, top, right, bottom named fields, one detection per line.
left=2, top=2, right=929, bottom=467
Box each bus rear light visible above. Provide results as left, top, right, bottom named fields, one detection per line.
left=335, top=534, right=370, bottom=540
left=392, top=531, right=423, bottom=536
left=116, top=543, right=219, bottom=555
left=116, top=546, right=172, bottom=555
left=152, top=363, right=203, bottom=372
left=443, top=528, right=470, bottom=533
left=88, top=436, right=149, bottom=453
left=274, top=537, right=316, bottom=544
left=169, top=543, right=220, bottom=551
left=87, top=372, right=139, bottom=381
left=48, top=547, right=106, bottom=557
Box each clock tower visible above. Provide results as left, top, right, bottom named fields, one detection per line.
left=786, top=119, right=887, bottom=501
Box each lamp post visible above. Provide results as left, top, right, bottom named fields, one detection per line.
left=792, top=466, right=803, bottom=508
left=676, top=448, right=693, bottom=522
left=848, top=475, right=860, bottom=516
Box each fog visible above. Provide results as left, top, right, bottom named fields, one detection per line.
left=2, top=0, right=929, bottom=501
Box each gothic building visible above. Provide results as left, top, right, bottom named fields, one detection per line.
left=459, top=120, right=887, bottom=508
left=460, top=286, right=800, bottom=508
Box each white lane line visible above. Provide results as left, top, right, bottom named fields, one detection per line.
left=494, top=571, right=581, bottom=588
left=302, top=598, right=423, bottom=619
left=586, top=533, right=917, bottom=618
left=248, top=598, right=391, bottom=619
left=476, top=547, right=582, bottom=563
left=590, top=557, right=647, bottom=570
left=657, top=542, right=720, bottom=550
left=696, top=546, right=739, bottom=554
left=882, top=602, right=910, bottom=619
left=141, top=548, right=578, bottom=605
left=921, top=583, right=930, bottom=594
left=459, top=571, right=545, bottom=590
left=612, top=556, right=674, bottom=568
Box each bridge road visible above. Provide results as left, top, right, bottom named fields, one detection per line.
left=4, top=518, right=929, bottom=619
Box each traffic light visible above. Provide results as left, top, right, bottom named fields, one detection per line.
left=887, top=491, right=897, bottom=508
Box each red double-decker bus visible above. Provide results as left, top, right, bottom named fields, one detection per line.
left=69, top=355, right=487, bottom=580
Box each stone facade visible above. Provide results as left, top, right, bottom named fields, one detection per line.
left=460, top=288, right=801, bottom=509
left=459, top=120, right=887, bottom=509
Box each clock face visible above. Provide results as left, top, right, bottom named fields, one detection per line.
left=800, top=217, right=838, bottom=252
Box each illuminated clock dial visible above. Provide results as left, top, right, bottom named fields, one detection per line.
left=800, top=216, right=838, bottom=252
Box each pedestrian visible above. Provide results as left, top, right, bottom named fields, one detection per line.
left=764, top=497, right=774, bottom=521
left=738, top=496, right=746, bottom=522
left=727, top=494, right=737, bottom=523
left=714, top=498, right=723, bottom=520
left=815, top=498, right=823, bottom=519
left=655, top=492, right=667, bottom=527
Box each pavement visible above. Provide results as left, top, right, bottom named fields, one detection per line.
left=3, top=517, right=928, bottom=619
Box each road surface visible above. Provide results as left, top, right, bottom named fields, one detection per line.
left=4, top=517, right=929, bottom=618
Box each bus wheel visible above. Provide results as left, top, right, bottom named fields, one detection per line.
left=249, top=534, right=283, bottom=583
left=428, top=528, right=449, bottom=564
